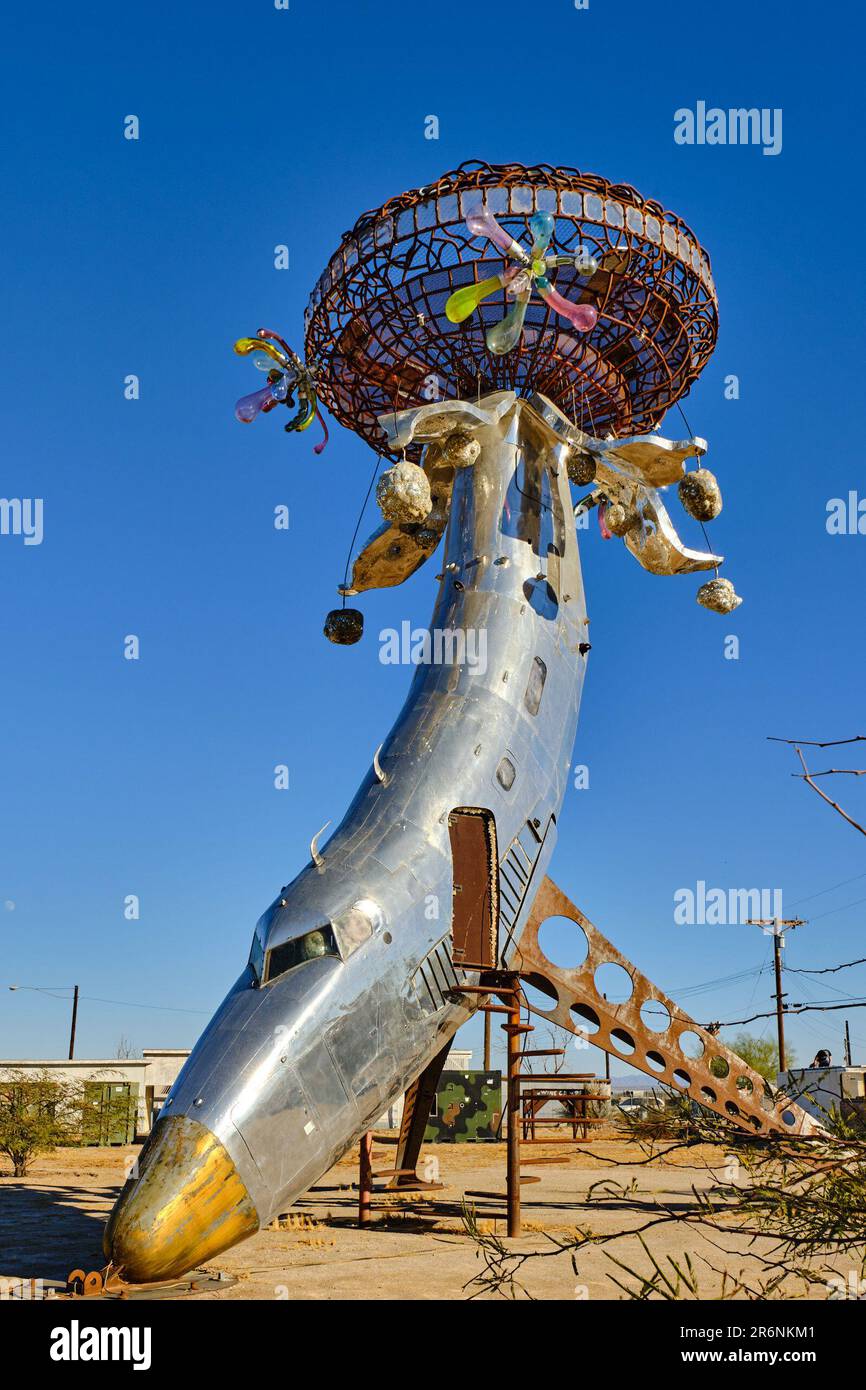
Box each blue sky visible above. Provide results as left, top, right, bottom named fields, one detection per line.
left=2, top=1, right=865, bottom=1079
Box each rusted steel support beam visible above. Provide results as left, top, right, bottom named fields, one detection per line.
left=358, top=1131, right=373, bottom=1227
left=501, top=981, right=526, bottom=1238
left=514, top=877, right=824, bottom=1137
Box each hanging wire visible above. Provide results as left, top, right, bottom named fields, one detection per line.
left=340, top=452, right=383, bottom=606
left=675, top=400, right=694, bottom=438
left=675, top=398, right=718, bottom=571
left=789, top=868, right=866, bottom=910
left=585, top=380, right=597, bottom=438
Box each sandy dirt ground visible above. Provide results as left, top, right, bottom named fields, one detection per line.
left=0, top=1132, right=847, bottom=1300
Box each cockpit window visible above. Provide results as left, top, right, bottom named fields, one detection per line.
left=249, top=915, right=267, bottom=982
left=264, top=924, right=340, bottom=983
left=331, top=899, right=382, bottom=958
left=250, top=898, right=384, bottom=985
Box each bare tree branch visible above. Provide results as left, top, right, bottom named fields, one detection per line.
left=768, top=736, right=866, bottom=748
left=794, top=745, right=866, bottom=839
left=769, top=735, right=866, bottom=839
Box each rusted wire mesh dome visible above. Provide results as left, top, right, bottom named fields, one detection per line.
left=304, top=161, right=718, bottom=458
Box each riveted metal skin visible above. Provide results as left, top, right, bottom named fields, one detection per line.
left=514, top=878, right=823, bottom=1138
left=104, top=393, right=589, bottom=1279
left=104, top=391, right=819, bottom=1281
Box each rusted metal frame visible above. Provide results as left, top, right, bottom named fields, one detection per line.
left=513, top=877, right=821, bottom=1138
left=347, top=160, right=708, bottom=251
left=306, top=161, right=717, bottom=454
left=390, top=1037, right=453, bottom=1189
left=358, top=1131, right=374, bottom=1226
left=495, top=976, right=527, bottom=1238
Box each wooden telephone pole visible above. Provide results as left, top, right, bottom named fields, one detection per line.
left=746, top=918, right=806, bottom=1073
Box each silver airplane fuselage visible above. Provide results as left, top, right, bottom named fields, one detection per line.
left=105, top=394, right=589, bottom=1280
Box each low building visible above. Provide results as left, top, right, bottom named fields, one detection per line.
left=140, top=1049, right=190, bottom=1132
left=0, top=1050, right=191, bottom=1144
left=780, top=1065, right=866, bottom=1125
left=0, top=1059, right=150, bottom=1144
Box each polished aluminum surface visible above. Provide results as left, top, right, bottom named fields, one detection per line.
left=106, top=393, right=588, bottom=1272
left=532, top=395, right=723, bottom=575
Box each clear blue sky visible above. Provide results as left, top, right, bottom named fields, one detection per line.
left=3, top=1, right=864, bottom=1079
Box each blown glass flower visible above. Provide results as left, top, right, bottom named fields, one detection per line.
left=446, top=206, right=600, bottom=355
left=233, top=328, right=329, bottom=454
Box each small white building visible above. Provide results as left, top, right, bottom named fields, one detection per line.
left=780, top=1065, right=866, bottom=1125
left=0, top=1059, right=151, bottom=1143
left=140, top=1049, right=190, bottom=1130
left=0, top=1050, right=191, bottom=1143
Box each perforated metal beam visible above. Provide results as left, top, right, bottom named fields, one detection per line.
left=512, top=878, right=823, bottom=1138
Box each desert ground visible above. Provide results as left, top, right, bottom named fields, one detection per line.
left=0, top=1132, right=846, bottom=1300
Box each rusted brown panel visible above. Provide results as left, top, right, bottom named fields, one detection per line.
left=514, top=877, right=823, bottom=1138
left=448, top=809, right=499, bottom=970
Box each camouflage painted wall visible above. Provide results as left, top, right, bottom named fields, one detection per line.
left=424, top=1070, right=502, bottom=1143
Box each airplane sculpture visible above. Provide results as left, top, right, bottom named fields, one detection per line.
left=104, top=163, right=819, bottom=1284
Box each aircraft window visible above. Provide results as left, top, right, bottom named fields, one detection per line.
left=249, top=916, right=267, bottom=982
left=501, top=453, right=565, bottom=565
left=331, top=898, right=382, bottom=958
left=264, top=924, right=340, bottom=983
left=524, top=656, right=547, bottom=716
left=496, top=756, right=517, bottom=791
left=501, top=454, right=542, bottom=548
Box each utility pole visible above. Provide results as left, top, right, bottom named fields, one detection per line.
left=7, top=983, right=81, bottom=1060
left=746, top=919, right=806, bottom=1075
left=844, top=1020, right=852, bottom=1068
left=68, top=985, right=79, bottom=1060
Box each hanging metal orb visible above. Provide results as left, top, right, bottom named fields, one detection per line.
left=696, top=577, right=742, bottom=614
left=567, top=449, right=596, bottom=487
left=376, top=460, right=432, bottom=524
left=324, top=608, right=364, bottom=644
left=440, top=429, right=481, bottom=469
left=604, top=500, right=638, bottom=536
left=679, top=467, right=723, bottom=522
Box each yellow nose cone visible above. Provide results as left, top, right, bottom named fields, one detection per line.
left=104, top=1114, right=259, bottom=1283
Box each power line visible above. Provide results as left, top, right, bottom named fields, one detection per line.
left=78, top=995, right=211, bottom=1016
left=807, top=894, right=866, bottom=924
left=4, top=986, right=210, bottom=1017
left=788, top=955, right=866, bottom=977
left=667, top=965, right=769, bottom=998
left=788, top=868, right=866, bottom=910
left=702, top=999, right=866, bottom=1030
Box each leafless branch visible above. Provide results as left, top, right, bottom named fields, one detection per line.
left=794, top=746, right=866, bottom=839
left=769, top=735, right=866, bottom=839
left=768, top=736, right=866, bottom=748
